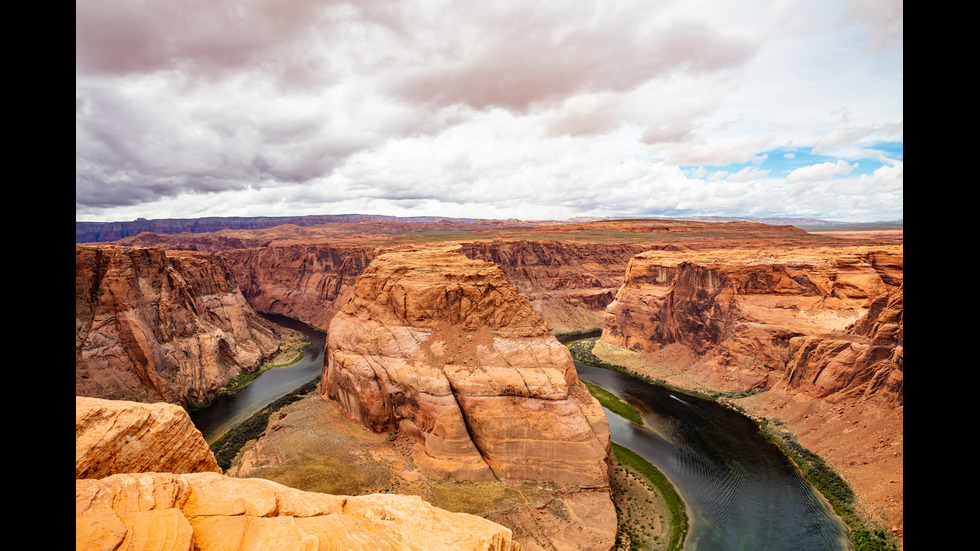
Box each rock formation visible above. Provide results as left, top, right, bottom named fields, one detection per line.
left=601, top=245, right=903, bottom=396
left=76, top=396, right=222, bottom=479
left=76, top=473, right=521, bottom=551
left=457, top=240, right=653, bottom=334
left=220, top=243, right=376, bottom=331
left=778, top=283, right=903, bottom=403
left=76, top=245, right=284, bottom=406
left=218, top=240, right=650, bottom=336
left=322, top=245, right=612, bottom=487
left=105, top=218, right=860, bottom=338
left=75, top=397, right=522, bottom=551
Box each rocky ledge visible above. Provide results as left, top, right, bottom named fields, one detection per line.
left=77, top=472, right=521, bottom=551
left=75, top=396, right=222, bottom=479
left=75, top=396, right=522, bottom=551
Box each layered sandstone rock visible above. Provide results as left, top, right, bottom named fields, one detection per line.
left=601, top=245, right=903, bottom=394
left=218, top=240, right=648, bottom=335
left=778, top=283, right=903, bottom=403
left=76, top=472, right=522, bottom=551
left=113, top=219, right=854, bottom=337
left=75, top=395, right=523, bottom=551
left=76, top=245, right=284, bottom=406
left=219, top=243, right=375, bottom=331
left=322, top=245, right=612, bottom=487
left=458, top=240, right=654, bottom=334
left=76, top=396, right=221, bottom=479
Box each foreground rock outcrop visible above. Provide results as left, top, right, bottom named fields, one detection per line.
left=76, top=396, right=523, bottom=551
left=601, top=245, right=903, bottom=397
left=76, top=472, right=521, bottom=551
left=76, top=245, right=285, bottom=406
left=76, top=396, right=222, bottom=479
left=323, top=245, right=612, bottom=488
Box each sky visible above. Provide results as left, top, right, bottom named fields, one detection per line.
left=75, top=0, right=903, bottom=224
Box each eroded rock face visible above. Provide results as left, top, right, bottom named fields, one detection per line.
left=778, top=283, right=903, bottom=403
left=76, top=396, right=221, bottom=479
left=457, top=240, right=655, bottom=334
left=76, top=472, right=522, bottom=551
left=601, top=245, right=903, bottom=396
left=76, top=245, right=283, bottom=406
left=75, top=396, right=523, bottom=551
left=220, top=244, right=376, bottom=331
left=322, top=245, right=612, bottom=487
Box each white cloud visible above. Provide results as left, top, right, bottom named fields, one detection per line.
left=786, top=159, right=859, bottom=183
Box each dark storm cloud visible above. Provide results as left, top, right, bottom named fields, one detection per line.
left=75, top=0, right=341, bottom=77
left=392, top=8, right=758, bottom=112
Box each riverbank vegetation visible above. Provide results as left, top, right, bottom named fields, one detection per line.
left=612, top=443, right=688, bottom=551
left=210, top=377, right=320, bottom=471
left=759, top=422, right=899, bottom=551
left=187, top=330, right=311, bottom=413
left=574, top=340, right=687, bottom=550
left=584, top=382, right=643, bottom=424
left=569, top=336, right=899, bottom=551
left=568, top=338, right=717, bottom=402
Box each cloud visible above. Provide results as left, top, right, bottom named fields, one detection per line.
left=785, top=159, right=859, bottom=183
left=391, top=5, right=758, bottom=112
left=75, top=0, right=902, bottom=223
left=839, top=0, right=903, bottom=52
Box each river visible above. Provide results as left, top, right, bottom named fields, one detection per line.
left=189, top=313, right=327, bottom=444
left=190, top=321, right=850, bottom=549
left=574, top=359, right=851, bottom=550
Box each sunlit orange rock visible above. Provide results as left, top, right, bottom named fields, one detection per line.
left=76, top=472, right=522, bottom=551
left=75, top=396, right=221, bottom=479
left=601, top=245, right=903, bottom=395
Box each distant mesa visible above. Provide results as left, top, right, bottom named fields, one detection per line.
left=75, top=214, right=537, bottom=243
left=75, top=212, right=901, bottom=243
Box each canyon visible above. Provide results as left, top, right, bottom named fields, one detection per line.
left=600, top=245, right=903, bottom=399
left=75, top=217, right=903, bottom=549
left=592, top=243, right=903, bottom=542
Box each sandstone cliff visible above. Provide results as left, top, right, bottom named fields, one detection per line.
left=219, top=243, right=375, bottom=331
left=595, top=244, right=904, bottom=542
left=601, top=245, right=903, bottom=396
left=76, top=245, right=284, bottom=406
left=75, top=397, right=522, bottom=551
left=778, top=282, right=903, bottom=403
left=109, top=219, right=857, bottom=338
left=323, top=245, right=613, bottom=488
left=457, top=240, right=655, bottom=334
left=215, top=240, right=649, bottom=336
